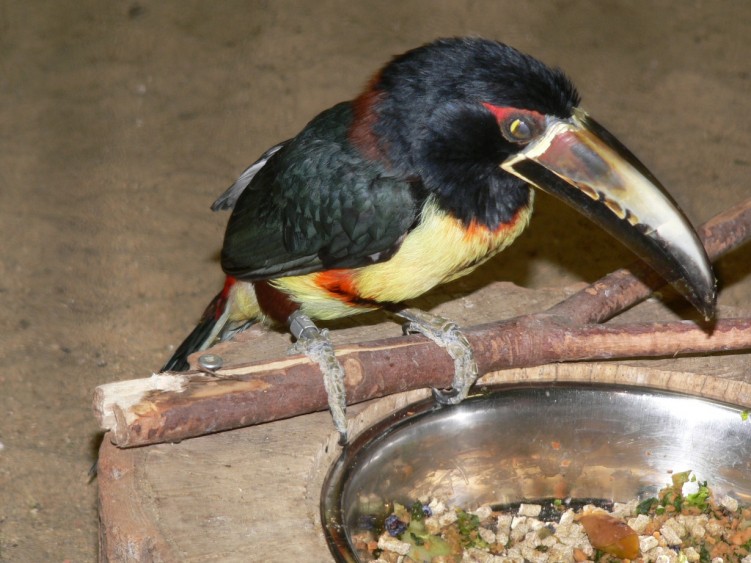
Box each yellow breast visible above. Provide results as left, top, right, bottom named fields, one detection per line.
left=273, top=195, right=533, bottom=320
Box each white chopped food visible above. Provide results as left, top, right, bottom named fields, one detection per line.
left=662, top=517, right=687, bottom=543
left=353, top=476, right=751, bottom=562
left=478, top=526, right=496, bottom=544
left=473, top=505, right=493, bottom=520
left=611, top=498, right=638, bottom=518
left=429, top=497, right=447, bottom=516
left=628, top=513, right=652, bottom=533
left=517, top=503, right=542, bottom=517
left=640, top=534, right=659, bottom=552
left=438, top=509, right=458, bottom=527
left=660, top=520, right=684, bottom=546
left=376, top=535, right=411, bottom=555
left=719, top=494, right=739, bottom=513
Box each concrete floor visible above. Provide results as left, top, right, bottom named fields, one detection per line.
left=1, top=1, right=749, bottom=560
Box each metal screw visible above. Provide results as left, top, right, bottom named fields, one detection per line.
left=198, top=353, right=223, bottom=371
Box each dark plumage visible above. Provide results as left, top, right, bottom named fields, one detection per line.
left=371, top=40, right=578, bottom=162
left=221, top=103, right=419, bottom=280
left=162, top=37, right=714, bottom=445
left=220, top=38, right=581, bottom=281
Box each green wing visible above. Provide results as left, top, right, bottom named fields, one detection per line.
left=220, top=103, right=421, bottom=280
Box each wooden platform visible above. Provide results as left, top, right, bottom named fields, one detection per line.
left=96, top=284, right=751, bottom=562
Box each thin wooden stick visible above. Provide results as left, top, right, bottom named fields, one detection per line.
left=96, top=318, right=751, bottom=447
left=93, top=197, right=751, bottom=447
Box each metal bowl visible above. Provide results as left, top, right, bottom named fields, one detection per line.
left=321, top=384, right=751, bottom=561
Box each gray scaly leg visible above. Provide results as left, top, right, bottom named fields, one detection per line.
left=288, top=310, right=348, bottom=444
left=395, top=307, right=478, bottom=405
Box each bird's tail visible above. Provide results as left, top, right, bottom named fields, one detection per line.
left=161, top=277, right=240, bottom=372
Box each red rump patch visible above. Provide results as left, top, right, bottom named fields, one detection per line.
left=253, top=280, right=300, bottom=325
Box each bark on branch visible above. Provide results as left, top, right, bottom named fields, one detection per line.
left=94, top=197, right=751, bottom=448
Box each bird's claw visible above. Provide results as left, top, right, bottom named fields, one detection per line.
left=289, top=323, right=348, bottom=444
left=398, top=309, right=479, bottom=405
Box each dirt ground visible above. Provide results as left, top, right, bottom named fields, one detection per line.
left=1, top=1, right=749, bottom=561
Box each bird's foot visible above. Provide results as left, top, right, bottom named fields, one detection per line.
left=288, top=311, right=348, bottom=445
left=396, top=308, right=478, bottom=406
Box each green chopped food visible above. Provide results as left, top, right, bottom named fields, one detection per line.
left=685, top=481, right=711, bottom=512
left=671, top=470, right=692, bottom=489
left=636, top=497, right=658, bottom=515
left=351, top=473, right=750, bottom=562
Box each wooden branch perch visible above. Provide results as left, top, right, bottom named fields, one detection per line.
left=94, top=197, right=751, bottom=447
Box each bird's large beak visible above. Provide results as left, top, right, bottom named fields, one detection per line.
left=501, top=108, right=716, bottom=319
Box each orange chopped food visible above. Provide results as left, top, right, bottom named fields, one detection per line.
left=356, top=474, right=750, bottom=562
left=578, top=511, right=639, bottom=559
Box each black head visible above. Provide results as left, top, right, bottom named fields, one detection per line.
left=352, top=38, right=715, bottom=320
left=364, top=37, right=580, bottom=228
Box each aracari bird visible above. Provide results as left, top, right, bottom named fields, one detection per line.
left=162, top=37, right=715, bottom=443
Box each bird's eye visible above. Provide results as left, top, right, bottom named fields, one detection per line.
left=502, top=115, right=535, bottom=143
left=482, top=103, right=544, bottom=144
